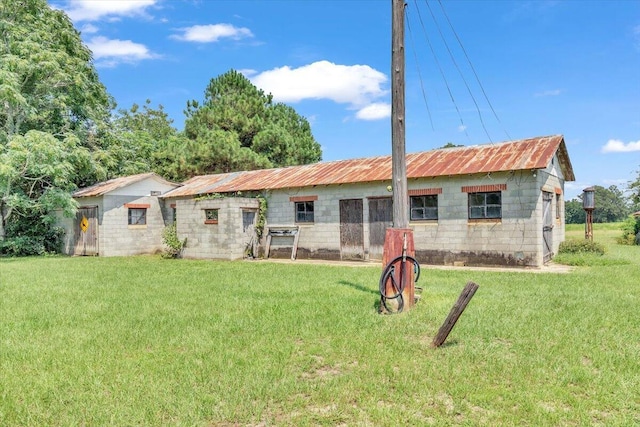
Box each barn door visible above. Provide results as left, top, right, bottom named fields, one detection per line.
left=339, top=199, right=364, bottom=260
left=74, top=206, right=98, bottom=256
left=368, top=197, right=392, bottom=261
left=542, top=192, right=553, bottom=263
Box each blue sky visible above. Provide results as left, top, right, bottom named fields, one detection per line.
left=50, top=0, right=640, bottom=199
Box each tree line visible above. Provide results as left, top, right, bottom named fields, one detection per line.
left=0, top=0, right=321, bottom=255
left=565, top=185, right=639, bottom=224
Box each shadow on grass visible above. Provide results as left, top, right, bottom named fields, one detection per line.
left=338, top=280, right=379, bottom=296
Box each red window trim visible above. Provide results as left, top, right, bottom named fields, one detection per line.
left=125, top=203, right=150, bottom=209
left=289, top=196, right=318, bottom=202
left=461, top=184, right=506, bottom=193
left=409, top=188, right=442, bottom=196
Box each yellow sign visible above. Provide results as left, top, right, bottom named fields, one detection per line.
left=80, top=216, right=89, bottom=233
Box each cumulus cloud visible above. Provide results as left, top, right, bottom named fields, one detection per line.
left=87, top=36, right=159, bottom=67
left=58, top=0, right=157, bottom=22
left=602, top=139, right=640, bottom=153
left=250, top=60, right=388, bottom=120
left=458, top=125, right=467, bottom=132
left=534, top=89, right=562, bottom=97
left=356, top=103, right=391, bottom=120
left=170, top=24, right=253, bottom=43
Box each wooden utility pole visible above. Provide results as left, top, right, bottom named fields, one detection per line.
left=391, top=0, right=408, bottom=228
left=381, top=0, right=416, bottom=312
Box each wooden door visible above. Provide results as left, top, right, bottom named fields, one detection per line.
left=368, top=197, right=392, bottom=261
left=339, top=199, right=364, bottom=260
left=542, top=192, right=553, bottom=263
left=74, top=206, right=98, bottom=256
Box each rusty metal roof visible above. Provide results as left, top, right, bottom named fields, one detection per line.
left=159, top=172, right=240, bottom=198
left=74, top=173, right=178, bottom=198
left=162, top=135, right=574, bottom=197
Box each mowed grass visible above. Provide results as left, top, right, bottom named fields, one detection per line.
left=1, top=225, right=639, bottom=426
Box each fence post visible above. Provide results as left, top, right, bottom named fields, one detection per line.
left=432, top=281, right=479, bottom=348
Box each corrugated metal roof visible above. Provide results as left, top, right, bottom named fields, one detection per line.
left=162, top=135, right=574, bottom=198
left=74, top=173, right=178, bottom=198
left=159, top=172, right=239, bottom=198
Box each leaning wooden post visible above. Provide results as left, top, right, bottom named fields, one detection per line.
left=432, top=282, right=479, bottom=348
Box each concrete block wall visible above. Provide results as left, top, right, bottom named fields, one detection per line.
left=264, top=183, right=382, bottom=259
left=99, top=195, right=167, bottom=256
left=176, top=197, right=259, bottom=260
left=263, top=169, right=564, bottom=267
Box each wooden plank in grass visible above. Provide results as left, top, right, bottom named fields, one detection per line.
left=432, top=281, right=479, bottom=348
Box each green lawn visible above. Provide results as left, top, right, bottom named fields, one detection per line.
left=1, top=224, right=639, bottom=426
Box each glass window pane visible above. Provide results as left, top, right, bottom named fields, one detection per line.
left=425, top=195, right=437, bottom=208
left=486, top=192, right=501, bottom=204
left=469, top=193, right=484, bottom=206
left=487, top=206, right=501, bottom=218
left=469, top=206, right=484, bottom=219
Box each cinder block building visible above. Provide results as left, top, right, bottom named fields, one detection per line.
left=61, top=135, right=575, bottom=268
left=58, top=173, right=179, bottom=256
left=162, top=135, right=575, bottom=268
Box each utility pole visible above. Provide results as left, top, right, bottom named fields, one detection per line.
left=380, top=0, right=416, bottom=313
left=391, top=0, right=408, bottom=227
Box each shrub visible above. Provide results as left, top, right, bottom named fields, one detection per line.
left=0, top=214, right=65, bottom=257
left=161, top=223, right=186, bottom=259
left=617, top=215, right=640, bottom=245
left=558, top=239, right=606, bottom=255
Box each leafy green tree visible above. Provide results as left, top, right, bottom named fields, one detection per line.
left=439, top=142, right=464, bottom=149
left=629, top=169, right=640, bottom=209
left=107, top=100, right=190, bottom=180
left=565, top=185, right=630, bottom=224
left=0, top=0, right=112, bottom=252
left=184, top=70, right=321, bottom=174
left=591, top=185, right=630, bottom=223
left=565, top=199, right=585, bottom=224
left=0, top=131, right=83, bottom=242
left=0, top=0, right=112, bottom=143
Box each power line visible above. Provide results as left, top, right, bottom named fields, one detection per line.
left=405, top=7, right=434, bottom=131
left=422, top=0, right=493, bottom=143
left=410, top=0, right=470, bottom=142
left=436, top=0, right=512, bottom=142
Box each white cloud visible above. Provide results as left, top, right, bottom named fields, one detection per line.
left=59, top=0, right=157, bottom=22
left=458, top=125, right=467, bottom=132
left=534, top=89, right=562, bottom=97
left=250, top=60, right=389, bottom=120
left=601, top=139, right=640, bottom=153
left=170, top=24, right=253, bottom=43
left=356, top=103, right=391, bottom=120
left=238, top=69, right=258, bottom=77
left=80, top=23, right=99, bottom=34
left=87, top=36, right=159, bottom=66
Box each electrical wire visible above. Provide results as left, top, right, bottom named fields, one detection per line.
left=406, top=8, right=435, bottom=131
left=436, top=0, right=513, bottom=142
left=422, top=0, right=492, bottom=143
left=411, top=0, right=470, bottom=141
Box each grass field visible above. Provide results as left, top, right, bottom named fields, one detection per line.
left=1, top=223, right=639, bottom=426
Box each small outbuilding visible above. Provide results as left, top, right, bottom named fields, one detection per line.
left=58, top=173, right=179, bottom=256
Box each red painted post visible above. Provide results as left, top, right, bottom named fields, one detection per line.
left=382, top=228, right=415, bottom=311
